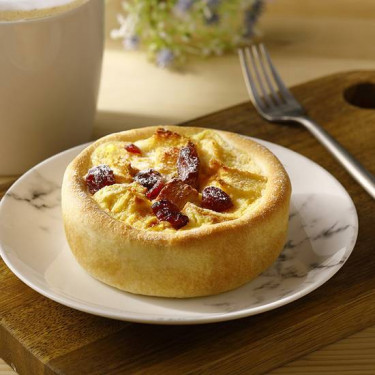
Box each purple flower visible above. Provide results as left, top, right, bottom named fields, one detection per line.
left=243, top=0, right=264, bottom=37
left=174, top=0, right=195, bottom=14
left=123, top=35, right=140, bottom=50
left=156, top=48, right=175, bottom=68
left=205, top=0, right=220, bottom=7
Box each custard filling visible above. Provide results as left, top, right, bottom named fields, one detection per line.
left=87, top=128, right=267, bottom=231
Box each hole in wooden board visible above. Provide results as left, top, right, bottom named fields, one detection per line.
left=344, top=82, right=375, bottom=109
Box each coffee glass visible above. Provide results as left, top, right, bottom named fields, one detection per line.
left=0, top=0, right=104, bottom=175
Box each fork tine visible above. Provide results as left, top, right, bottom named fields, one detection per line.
left=238, top=48, right=266, bottom=112
left=247, top=46, right=274, bottom=108
left=259, top=43, right=295, bottom=102
left=253, top=44, right=283, bottom=105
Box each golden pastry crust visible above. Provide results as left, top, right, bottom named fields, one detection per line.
left=61, top=126, right=291, bottom=298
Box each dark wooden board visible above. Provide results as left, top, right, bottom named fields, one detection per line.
left=1, top=71, right=375, bottom=375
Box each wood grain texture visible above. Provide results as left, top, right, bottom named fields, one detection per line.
left=3, top=326, right=375, bottom=375
left=1, top=71, right=375, bottom=374
left=269, top=326, right=375, bottom=375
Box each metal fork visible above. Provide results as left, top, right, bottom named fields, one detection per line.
left=238, top=44, right=375, bottom=199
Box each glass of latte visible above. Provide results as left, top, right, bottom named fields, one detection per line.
left=0, top=0, right=104, bottom=175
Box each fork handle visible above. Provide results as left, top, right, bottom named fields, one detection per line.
left=296, top=116, right=375, bottom=199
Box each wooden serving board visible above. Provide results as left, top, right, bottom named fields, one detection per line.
left=1, top=71, right=375, bottom=375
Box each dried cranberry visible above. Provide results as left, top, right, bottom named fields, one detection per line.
left=125, top=143, right=142, bottom=154
left=152, top=199, right=189, bottom=229
left=146, top=179, right=165, bottom=200
left=86, top=164, right=116, bottom=194
left=202, top=186, right=233, bottom=212
left=177, top=141, right=200, bottom=189
left=134, top=169, right=162, bottom=190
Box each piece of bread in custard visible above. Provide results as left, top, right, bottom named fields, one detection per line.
left=61, top=126, right=291, bottom=298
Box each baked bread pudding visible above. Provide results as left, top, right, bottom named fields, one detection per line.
left=62, top=126, right=291, bottom=297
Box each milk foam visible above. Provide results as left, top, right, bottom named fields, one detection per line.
left=0, top=0, right=87, bottom=21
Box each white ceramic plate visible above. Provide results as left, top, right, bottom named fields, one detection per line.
left=0, top=138, right=358, bottom=324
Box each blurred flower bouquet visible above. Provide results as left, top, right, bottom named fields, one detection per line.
left=111, top=0, right=264, bottom=68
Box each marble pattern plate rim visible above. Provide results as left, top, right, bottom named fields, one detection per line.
left=0, top=137, right=358, bottom=325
